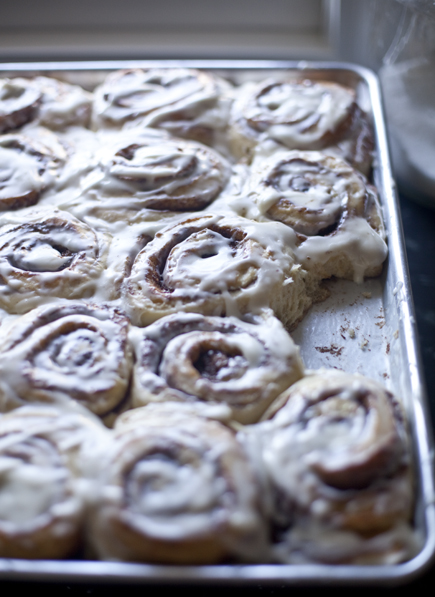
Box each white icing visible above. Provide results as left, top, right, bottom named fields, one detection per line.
left=131, top=311, right=303, bottom=425
left=109, top=146, right=195, bottom=182
left=90, top=406, right=267, bottom=560
left=123, top=213, right=300, bottom=327
left=0, top=142, right=52, bottom=201
left=116, top=398, right=233, bottom=428
left=0, top=457, right=66, bottom=524
left=162, top=229, right=237, bottom=292
left=0, top=70, right=407, bottom=567
left=245, top=369, right=413, bottom=563
left=62, top=128, right=231, bottom=220
left=35, top=77, right=92, bottom=129
left=51, top=127, right=101, bottom=192
left=248, top=150, right=360, bottom=219
left=233, top=79, right=354, bottom=148
left=7, top=76, right=92, bottom=131
left=295, top=217, right=388, bottom=283
left=0, top=405, right=109, bottom=552
left=0, top=305, right=132, bottom=416
left=0, top=79, right=41, bottom=124
left=93, top=68, right=232, bottom=136
left=13, top=243, right=72, bottom=272
left=98, top=70, right=206, bottom=120
left=275, top=521, right=417, bottom=565
left=0, top=207, right=108, bottom=313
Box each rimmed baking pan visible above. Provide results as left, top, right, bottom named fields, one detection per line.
left=0, top=59, right=433, bottom=586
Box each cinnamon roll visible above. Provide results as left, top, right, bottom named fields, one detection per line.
left=93, top=68, right=232, bottom=146
left=0, top=303, right=133, bottom=421
left=251, top=370, right=414, bottom=564
left=29, top=76, right=93, bottom=130
left=0, top=76, right=92, bottom=132
left=0, top=78, right=41, bottom=133
left=0, top=404, right=108, bottom=559
left=88, top=403, right=268, bottom=563
left=240, top=150, right=387, bottom=283
left=229, top=78, right=374, bottom=174
left=0, top=133, right=67, bottom=210
left=121, top=213, right=311, bottom=330
left=131, top=312, right=303, bottom=424
left=71, top=128, right=230, bottom=223
left=0, top=208, right=109, bottom=313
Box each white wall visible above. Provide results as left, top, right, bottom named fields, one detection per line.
left=0, top=0, right=337, bottom=61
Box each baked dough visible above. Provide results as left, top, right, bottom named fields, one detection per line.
left=131, top=311, right=303, bottom=423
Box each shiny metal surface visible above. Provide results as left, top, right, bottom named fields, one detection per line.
left=0, top=59, right=433, bottom=585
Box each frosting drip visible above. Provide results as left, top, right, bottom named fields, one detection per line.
left=122, top=213, right=300, bottom=326
left=11, top=241, right=75, bottom=273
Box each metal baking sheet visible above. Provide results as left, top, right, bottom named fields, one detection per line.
left=0, top=59, right=434, bottom=586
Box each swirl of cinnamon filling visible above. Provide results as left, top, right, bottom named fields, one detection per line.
left=93, top=68, right=231, bottom=145
left=88, top=403, right=268, bottom=563
left=131, top=312, right=303, bottom=424
left=0, top=133, right=67, bottom=210
left=0, top=404, right=108, bottom=559
left=121, top=213, right=309, bottom=329
left=84, top=129, right=230, bottom=215
left=251, top=370, right=413, bottom=563
left=230, top=78, right=374, bottom=173
left=231, top=79, right=354, bottom=148
left=0, top=208, right=108, bottom=313
left=0, top=303, right=133, bottom=419
left=0, top=78, right=42, bottom=133
left=249, top=151, right=376, bottom=234
left=0, top=76, right=92, bottom=132
left=243, top=150, right=387, bottom=283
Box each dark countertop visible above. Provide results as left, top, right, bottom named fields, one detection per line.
left=1, top=194, right=434, bottom=596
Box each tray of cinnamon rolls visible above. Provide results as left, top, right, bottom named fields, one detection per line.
left=0, top=60, right=433, bottom=585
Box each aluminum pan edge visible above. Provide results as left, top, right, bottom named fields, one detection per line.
left=0, top=59, right=434, bottom=586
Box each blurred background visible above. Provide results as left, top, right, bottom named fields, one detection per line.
left=0, top=0, right=337, bottom=61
